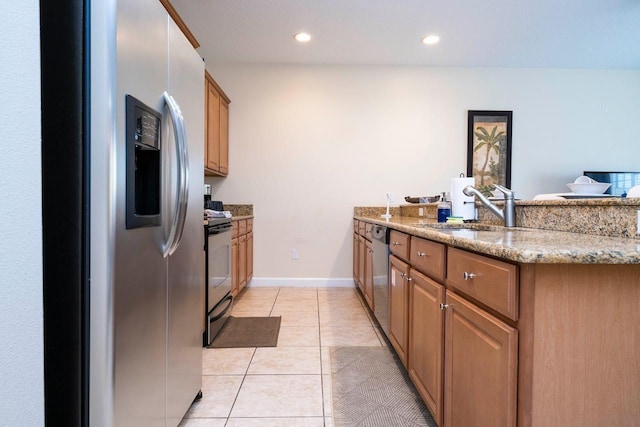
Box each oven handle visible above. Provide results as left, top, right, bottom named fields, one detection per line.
left=209, top=295, right=233, bottom=321
left=208, top=223, right=233, bottom=235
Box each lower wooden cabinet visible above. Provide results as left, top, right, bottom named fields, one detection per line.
left=231, top=218, right=254, bottom=297
left=354, top=218, right=640, bottom=426
left=363, top=239, right=374, bottom=310
left=443, top=291, right=518, bottom=427
left=239, top=234, right=247, bottom=291
left=231, top=237, right=239, bottom=296
left=389, top=254, right=409, bottom=367
left=357, top=235, right=365, bottom=293
left=353, top=232, right=359, bottom=282
left=408, top=269, right=445, bottom=426
left=247, top=231, right=253, bottom=282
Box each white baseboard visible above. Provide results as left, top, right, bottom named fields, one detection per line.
left=247, top=277, right=356, bottom=288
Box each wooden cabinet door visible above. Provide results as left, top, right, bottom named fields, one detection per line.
left=364, top=239, right=374, bottom=310
left=408, top=269, right=445, bottom=426
left=389, top=255, right=410, bottom=367
left=357, top=235, right=365, bottom=293
left=206, top=80, right=220, bottom=171
left=246, top=231, right=253, bottom=282
left=444, top=291, right=518, bottom=427
left=231, top=237, right=239, bottom=296
left=353, top=233, right=359, bottom=282
left=219, top=98, right=229, bottom=175
left=239, top=234, right=247, bottom=291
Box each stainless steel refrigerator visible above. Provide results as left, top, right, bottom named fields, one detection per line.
left=91, top=0, right=205, bottom=425
left=41, top=0, right=203, bottom=424
left=89, top=0, right=204, bottom=425
left=42, top=0, right=205, bottom=425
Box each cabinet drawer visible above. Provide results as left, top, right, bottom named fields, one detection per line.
left=365, top=223, right=373, bottom=240
left=358, top=221, right=366, bottom=236
left=389, top=230, right=410, bottom=262
left=246, top=218, right=253, bottom=233
left=446, top=247, right=518, bottom=321
left=232, top=220, right=239, bottom=238
left=353, top=219, right=359, bottom=233
left=410, top=237, right=445, bottom=282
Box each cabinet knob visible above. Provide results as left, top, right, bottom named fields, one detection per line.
left=463, top=272, right=476, bottom=280
left=440, top=303, right=449, bottom=310
left=417, top=251, right=427, bottom=257
left=400, top=272, right=406, bottom=278
left=392, top=241, right=401, bottom=246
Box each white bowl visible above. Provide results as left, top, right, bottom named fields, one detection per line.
left=627, top=185, right=640, bottom=198
left=573, top=175, right=595, bottom=184
left=566, top=182, right=611, bottom=194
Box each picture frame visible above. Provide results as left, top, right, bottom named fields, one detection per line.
left=467, top=110, right=512, bottom=194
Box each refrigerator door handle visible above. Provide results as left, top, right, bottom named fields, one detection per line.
left=169, top=93, right=189, bottom=255
left=162, top=91, right=190, bottom=257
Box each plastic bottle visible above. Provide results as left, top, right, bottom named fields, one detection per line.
left=437, top=192, right=451, bottom=223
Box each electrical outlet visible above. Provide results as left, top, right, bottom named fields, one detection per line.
left=291, top=249, right=299, bottom=260
left=637, top=210, right=640, bottom=235
left=418, top=207, right=424, bottom=217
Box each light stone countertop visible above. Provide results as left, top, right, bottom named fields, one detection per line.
left=355, top=215, right=640, bottom=265
left=231, top=215, right=253, bottom=221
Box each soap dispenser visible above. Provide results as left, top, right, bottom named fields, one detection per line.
left=437, top=192, right=451, bottom=223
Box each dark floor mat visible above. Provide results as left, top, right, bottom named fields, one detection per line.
left=208, top=316, right=281, bottom=348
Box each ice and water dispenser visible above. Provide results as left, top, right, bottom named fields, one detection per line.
left=125, top=95, right=161, bottom=229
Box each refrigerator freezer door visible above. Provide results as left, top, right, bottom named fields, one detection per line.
left=115, top=0, right=170, bottom=426
left=165, top=16, right=205, bottom=426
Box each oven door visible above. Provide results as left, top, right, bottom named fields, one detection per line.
left=205, top=223, right=232, bottom=345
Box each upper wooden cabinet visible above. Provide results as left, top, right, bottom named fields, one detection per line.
left=204, top=71, right=230, bottom=176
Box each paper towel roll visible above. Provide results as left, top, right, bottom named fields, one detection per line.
left=450, top=177, right=475, bottom=220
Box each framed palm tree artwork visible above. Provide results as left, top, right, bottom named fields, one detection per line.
left=466, top=110, right=513, bottom=196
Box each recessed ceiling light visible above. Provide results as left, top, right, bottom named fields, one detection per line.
left=422, top=35, right=440, bottom=45
left=294, top=32, right=311, bottom=43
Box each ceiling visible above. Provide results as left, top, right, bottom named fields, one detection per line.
left=171, top=0, right=640, bottom=69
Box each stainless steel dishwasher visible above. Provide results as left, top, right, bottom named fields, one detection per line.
left=371, top=224, right=390, bottom=337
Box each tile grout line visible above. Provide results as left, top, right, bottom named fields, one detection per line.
left=225, top=286, right=277, bottom=426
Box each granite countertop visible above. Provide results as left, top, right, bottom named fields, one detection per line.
left=354, top=215, right=640, bottom=265
left=231, top=215, right=253, bottom=221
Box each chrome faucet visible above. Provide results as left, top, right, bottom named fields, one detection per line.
left=463, top=184, right=516, bottom=227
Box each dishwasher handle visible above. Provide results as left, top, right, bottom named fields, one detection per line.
left=371, top=225, right=390, bottom=243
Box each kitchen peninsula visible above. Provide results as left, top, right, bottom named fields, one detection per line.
left=354, top=198, right=640, bottom=427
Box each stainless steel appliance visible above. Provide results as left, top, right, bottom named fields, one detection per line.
left=204, top=218, right=233, bottom=346
left=41, top=0, right=204, bottom=425
left=584, top=171, right=640, bottom=196
left=371, top=225, right=391, bottom=337
left=92, top=1, right=204, bottom=425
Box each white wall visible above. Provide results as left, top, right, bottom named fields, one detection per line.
left=0, top=1, right=44, bottom=425
left=206, top=64, right=640, bottom=283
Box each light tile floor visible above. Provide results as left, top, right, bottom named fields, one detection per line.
left=179, top=286, right=384, bottom=427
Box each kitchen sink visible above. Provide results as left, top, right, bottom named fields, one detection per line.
left=411, top=223, right=498, bottom=231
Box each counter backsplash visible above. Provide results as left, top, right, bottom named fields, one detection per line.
left=223, top=204, right=253, bottom=217
left=356, top=198, right=640, bottom=238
